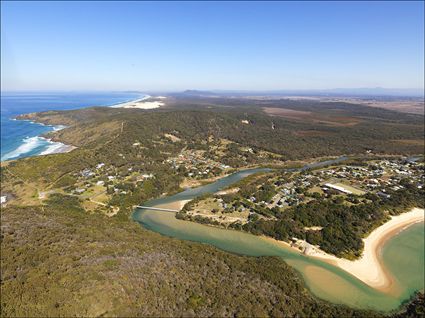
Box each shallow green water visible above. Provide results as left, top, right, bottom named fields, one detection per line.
left=381, top=223, right=424, bottom=299
left=132, top=166, right=424, bottom=311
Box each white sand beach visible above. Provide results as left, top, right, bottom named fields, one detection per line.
left=265, top=207, right=424, bottom=291
left=40, top=143, right=77, bottom=155
left=320, top=208, right=424, bottom=290
left=150, top=192, right=424, bottom=292
left=110, top=95, right=166, bottom=109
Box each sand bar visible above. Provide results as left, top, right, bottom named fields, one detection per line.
left=327, top=207, right=424, bottom=290
left=268, top=208, right=424, bottom=291
left=156, top=200, right=191, bottom=211
left=149, top=194, right=424, bottom=292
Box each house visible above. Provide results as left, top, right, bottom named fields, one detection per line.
left=96, top=163, right=105, bottom=169
left=1, top=195, right=7, bottom=204
left=323, top=183, right=352, bottom=195
left=377, top=191, right=391, bottom=199
left=81, top=169, right=95, bottom=178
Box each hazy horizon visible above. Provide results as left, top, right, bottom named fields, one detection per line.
left=1, top=87, right=424, bottom=98
left=1, top=1, right=424, bottom=91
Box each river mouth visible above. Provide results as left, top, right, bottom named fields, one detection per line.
left=132, top=166, right=424, bottom=311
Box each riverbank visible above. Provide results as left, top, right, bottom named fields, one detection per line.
left=110, top=95, right=166, bottom=109
left=156, top=161, right=423, bottom=293
left=265, top=208, right=424, bottom=291
left=134, top=165, right=424, bottom=310
left=155, top=199, right=191, bottom=211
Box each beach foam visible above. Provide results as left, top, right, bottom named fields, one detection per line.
left=1, top=135, right=74, bottom=161
left=1, top=136, right=46, bottom=161
left=52, top=125, right=67, bottom=131
left=39, top=140, right=67, bottom=155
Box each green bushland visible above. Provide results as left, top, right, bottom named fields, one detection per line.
left=2, top=97, right=424, bottom=316
left=1, top=195, right=381, bottom=317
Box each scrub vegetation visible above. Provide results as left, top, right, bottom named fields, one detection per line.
left=2, top=95, right=424, bottom=316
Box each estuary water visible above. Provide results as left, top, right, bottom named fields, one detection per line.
left=1, top=92, right=143, bottom=161
left=133, top=167, right=424, bottom=311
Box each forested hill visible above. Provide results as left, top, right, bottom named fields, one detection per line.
left=1, top=98, right=423, bottom=316
left=17, top=97, right=424, bottom=160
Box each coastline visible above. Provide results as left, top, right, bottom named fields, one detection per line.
left=264, top=207, right=424, bottom=291
left=38, top=139, right=77, bottom=156
left=1, top=128, right=77, bottom=161
left=2, top=93, right=153, bottom=162
left=109, top=95, right=166, bottom=109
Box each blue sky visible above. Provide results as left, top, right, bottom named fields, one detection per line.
left=1, top=1, right=424, bottom=91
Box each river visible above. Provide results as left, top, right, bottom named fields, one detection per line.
left=132, top=160, right=424, bottom=311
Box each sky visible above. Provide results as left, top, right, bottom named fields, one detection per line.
left=1, top=1, right=424, bottom=92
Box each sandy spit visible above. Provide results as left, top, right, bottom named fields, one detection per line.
left=267, top=208, right=424, bottom=291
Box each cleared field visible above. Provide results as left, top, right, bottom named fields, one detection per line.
left=189, top=198, right=250, bottom=223
left=394, top=139, right=424, bottom=146
left=191, top=198, right=222, bottom=215
left=293, top=130, right=333, bottom=137
left=356, top=100, right=424, bottom=115
left=308, top=186, right=325, bottom=195
left=262, top=107, right=362, bottom=127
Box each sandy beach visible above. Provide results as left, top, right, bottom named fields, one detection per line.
left=325, top=208, right=424, bottom=290
left=147, top=187, right=424, bottom=293
left=110, top=95, right=166, bottom=109
left=40, top=143, right=77, bottom=155
left=156, top=200, right=191, bottom=211
left=267, top=208, right=424, bottom=291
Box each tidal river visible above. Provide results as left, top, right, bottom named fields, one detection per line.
left=132, top=159, right=424, bottom=311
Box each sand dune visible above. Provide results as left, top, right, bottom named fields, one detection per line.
left=306, top=207, right=424, bottom=290
left=110, top=96, right=166, bottom=109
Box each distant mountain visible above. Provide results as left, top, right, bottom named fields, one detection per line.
left=175, top=88, right=424, bottom=98
left=174, top=90, right=221, bottom=97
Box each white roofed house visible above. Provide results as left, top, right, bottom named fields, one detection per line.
left=323, top=183, right=352, bottom=195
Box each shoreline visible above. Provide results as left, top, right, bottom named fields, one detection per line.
left=149, top=198, right=423, bottom=293
left=2, top=118, right=76, bottom=162
left=110, top=95, right=166, bottom=109
left=39, top=139, right=77, bottom=156
left=4, top=93, right=154, bottom=162
left=264, top=207, right=424, bottom=291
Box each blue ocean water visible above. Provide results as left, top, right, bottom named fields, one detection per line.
left=1, top=92, right=143, bottom=161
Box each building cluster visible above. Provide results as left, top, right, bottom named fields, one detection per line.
left=68, top=162, right=154, bottom=197
left=225, top=158, right=422, bottom=218
left=166, top=149, right=231, bottom=179
left=314, top=159, right=423, bottom=195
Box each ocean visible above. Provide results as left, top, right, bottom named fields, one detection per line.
left=1, top=92, right=143, bottom=161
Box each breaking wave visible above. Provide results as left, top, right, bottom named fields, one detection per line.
left=39, top=141, right=66, bottom=155
left=1, top=136, right=47, bottom=161
left=1, top=136, right=66, bottom=161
